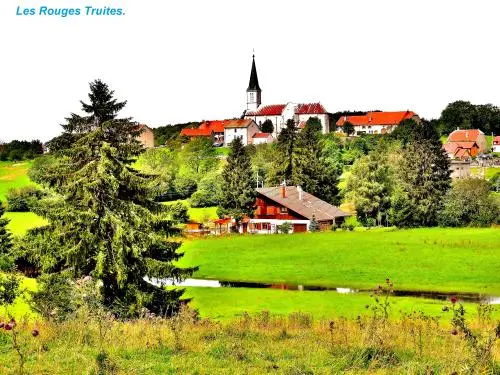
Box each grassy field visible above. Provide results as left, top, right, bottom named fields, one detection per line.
left=0, top=307, right=498, bottom=374
left=4, top=212, right=47, bottom=236
left=178, top=228, right=500, bottom=295
left=0, top=161, right=34, bottom=201
left=471, top=166, right=499, bottom=180
left=164, top=199, right=218, bottom=222
left=185, top=287, right=500, bottom=320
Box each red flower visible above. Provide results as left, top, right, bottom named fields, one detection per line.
left=450, top=296, right=458, bottom=304
left=32, top=329, right=39, bottom=337
left=4, top=323, right=13, bottom=331
left=451, top=328, right=458, bottom=335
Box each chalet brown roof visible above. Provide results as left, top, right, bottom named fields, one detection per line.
left=256, top=186, right=351, bottom=221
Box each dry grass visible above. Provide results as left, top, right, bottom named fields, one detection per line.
left=0, top=307, right=498, bottom=374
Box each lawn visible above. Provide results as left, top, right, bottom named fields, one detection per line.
left=164, top=199, right=218, bottom=222
left=178, top=228, right=500, bottom=295
left=471, top=166, right=499, bottom=180
left=184, top=286, right=499, bottom=321
left=0, top=161, right=34, bottom=201
left=4, top=212, right=47, bottom=236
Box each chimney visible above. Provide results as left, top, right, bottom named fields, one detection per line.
left=297, top=185, right=303, bottom=200
left=344, top=115, right=347, bottom=121
left=281, top=180, right=286, bottom=198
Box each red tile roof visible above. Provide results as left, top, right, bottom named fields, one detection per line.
left=253, top=132, right=271, bottom=138
left=199, top=120, right=226, bottom=133
left=494, top=136, right=500, bottom=145
left=447, top=129, right=484, bottom=143
left=295, top=103, right=326, bottom=115
left=223, top=119, right=255, bottom=128
left=246, top=104, right=286, bottom=116
left=336, top=111, right=417, bottom=126
left=180, top=127, right=212, bottom=137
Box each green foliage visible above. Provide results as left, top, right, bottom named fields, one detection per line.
left=439, top=100, right=500, bottom=135
left=0, top=273, right=21, bottom=306
left=0, top=140, right=43, bottom=161
left=188, top=173, right=222, bottom=208
left=18, top=79, right=197, bottom=317
left=180, top=137, right=218, bottom=178
left=30, top=273, right=76, bottom=321
left=309, top=215, right=320, bottom=232
left=490, top=172, right=500, bottom=192
left=293, top=125, right=340, bottom=204
left=305, top=116, right=322, bottom=132
left=250, top=143, right=275, bottom=187
left=163, top=201, right=189, bottom=224
left=173, top=174, right=197, bottom=199
left=6, top=186, right=45, bottom=212
left=154, top=122, right=200, bottom=146
left=218, top=138, right=256, bottom=223
left=269, top=119, right=297, bottom=185
left=390, top=119, right=419, bottom=145
left=343, top=121, right=355, bottom=136
left=341, top=216, right=360, bottom=231
left=345, top=149, right=393, bottom=225
left=28, top=155, right=58, bottom=186
left=276, top=221, right=292, bottom=234
left=0, top=202, right=13, bottom=270
left=391, top=123, right=451, bottom=227
left=260, top=119, right=274, bottom=134
left=438, top=178, right=500, bottom=227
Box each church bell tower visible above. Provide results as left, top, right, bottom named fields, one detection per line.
left=246, top=54, right=262, bottom=111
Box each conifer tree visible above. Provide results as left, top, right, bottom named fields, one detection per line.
left=293, top=124, right=339, bottom=204
left=0, top=202, right=12, bottom=259
left=269, top=119, right=297, bottom=185
left=19, top=80, right=196, bottom=317
left=309, top=215, right=320, bottom=232
left=218, top=137, right=256, bottom=224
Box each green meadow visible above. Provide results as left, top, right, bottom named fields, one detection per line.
left=178, top=228, right=500, bottom=295
left=0, top=161, right=34, bottom=201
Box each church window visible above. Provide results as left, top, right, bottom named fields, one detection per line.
left=249, top=92, right=254, bottom=102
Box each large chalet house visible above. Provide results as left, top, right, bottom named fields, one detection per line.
left=336, top=111, right=420, bottom=135
left=242, top=55, right=330, bottom=136
left=443, top=129, right=488, bottom=160
left=247, top=185, right=351, bottom=233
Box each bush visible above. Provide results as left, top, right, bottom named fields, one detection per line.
left=277, top=221, right=292, bottom=234
left=438, top=178, right=500, bottom=227
left=173, top=175, right=197, bottom=199
left=6, top=186, right=45, bottom=212
left=189, top=174, right=222, bottom=208
left=341, top=216, right=360, bottom=231
left=164, top=201, right=189, bottom=224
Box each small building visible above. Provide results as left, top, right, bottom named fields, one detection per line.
left=336, top=111, right=419, bottom=135
left=493, top=136, right=500, bottom=153
left=443, top=141, right=479, bottom=160
left=223, top=119, right=259, bottom=146
left=179, top=120, right=225, bottom=144
left=446, top=129, right=488, bottom=154
left=136, top=124, right=155, bottom=148
left=252, top=132, right=273, bottom=145
left=449, top=160, right=471, bottom=179
left=249, top=185, right=351, bottom=233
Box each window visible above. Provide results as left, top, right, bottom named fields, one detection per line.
left=234, top=129, right=237, bottom=133
left=249, top=92, right=254, bottom=102
left=263, top=223, right=268, bottom=230
left=280, top=207, right=288, bottom=214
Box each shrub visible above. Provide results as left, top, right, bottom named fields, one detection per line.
left=164, top=201, right=189, bottom=224
left=173, top=175, right=197, bottom=199
left=188, top=173, right=222, bottom=208
left=276, top=221, right=292, bottom=234
left=341, top=216, right=360, bottom=231
left=6, top=186, right=45, bottom=212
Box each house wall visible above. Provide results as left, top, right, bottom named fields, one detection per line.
left=254, top=196, right=306, bottom=221
left=245, top=115, right=285, bottom=138
left=476, top=134, right=488, bottom=153
left=449, top=161, right=471, bottom=179
left=224, top=122, right=259, bottom=146
left=138, top=128, right=155, bottom=148
left=252, top=135, right=273, bottom=145
left=493, top=144, right=500, bottom=153
left=354, top=124, right=395, bottom=135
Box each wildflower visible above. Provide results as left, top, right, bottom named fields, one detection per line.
left=83, top=275, right=92, bottom=282
left=329, top=321, right=334, bottom=331
left=9, top=318, right=16, bottom=328
left=451, top=328, right=458, bottom=335
left=32, top=329, right=39, bottom=337
left=450, top=296, right=458, bottom=304
left=4, top=323, right=13, bottom=331
left=0, top=322, right=4, bottom=328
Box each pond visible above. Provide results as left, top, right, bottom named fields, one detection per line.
left=147, top=277, right=500, bottom=304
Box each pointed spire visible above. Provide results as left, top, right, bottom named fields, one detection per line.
left=247, top=54, right=261, bottom=91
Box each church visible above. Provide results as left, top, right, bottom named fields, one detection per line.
left=243, top=55, right=330, bottom=136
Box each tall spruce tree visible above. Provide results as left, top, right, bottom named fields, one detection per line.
left=0, top=202, right=12, bottom=263
left=18, top=80, right=196, bottom=317
left=218, top=137, right=256, bottom=224
left=293, top=124, right=340, bottom=204
left=391, top=121, right=451, bottom=227
left=269, top=119, right=298, bottom=185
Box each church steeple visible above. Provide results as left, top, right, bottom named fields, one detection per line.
left=246, top=54, right=262, bottom=111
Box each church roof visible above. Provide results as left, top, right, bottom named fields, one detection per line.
left=247, top=55, right=261, bottom=92
left=295, top=103, right=327, bottom=114
left=246, top=104, right=286, bottom=116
